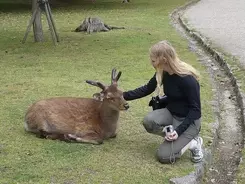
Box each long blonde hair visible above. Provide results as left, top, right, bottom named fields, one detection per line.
left=150, top=40, right=200, bottom=95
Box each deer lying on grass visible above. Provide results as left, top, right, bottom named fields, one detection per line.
left=24, top=68, right=129, bottom=144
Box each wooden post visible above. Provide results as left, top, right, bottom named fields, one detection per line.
left=23, top=0, right=59, bottom=44
left=47, top=2, right=60, bottom=42
left=32, top=0, right=44, bottom=42
left=44, top=2, right=57, bottom=44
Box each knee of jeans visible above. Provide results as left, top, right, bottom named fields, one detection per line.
left=143, top=115, right=154, bottom=132
left=157, top=157, right=172, bottom=164
left=156, top=147, right=181, bottom=164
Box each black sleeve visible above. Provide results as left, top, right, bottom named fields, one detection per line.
left=175, top=76, right=201, bottom=136
left=123, top=74, right=157, bottom=101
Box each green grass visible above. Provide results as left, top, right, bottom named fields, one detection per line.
left=0, top=0, right=214, bottom=183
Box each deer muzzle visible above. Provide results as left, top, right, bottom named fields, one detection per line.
left=123, top=103, right=130, bottom=110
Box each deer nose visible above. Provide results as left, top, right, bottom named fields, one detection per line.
left=124, top=103, right=129, bottom=110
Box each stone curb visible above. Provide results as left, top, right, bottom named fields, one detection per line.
left=178, top=16, right=245, bottom=124
left=169, top=0, right=245, bottom=183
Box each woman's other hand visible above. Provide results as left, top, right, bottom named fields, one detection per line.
left=165, top=130, right=178, bottom=141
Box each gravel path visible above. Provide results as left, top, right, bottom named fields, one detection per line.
left=184, top=0, right=245, bottom=66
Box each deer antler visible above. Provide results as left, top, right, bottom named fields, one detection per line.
left=116, top=71, right=121, bottom=81
left=111, top=68, right=116, bottom=84
left=111, top=68, right=122, bottom=84
left=86, top=80, right=105, bottom=90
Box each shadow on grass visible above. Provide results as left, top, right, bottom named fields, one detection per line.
left=0, top=3, right=31, bottom=13
left=0, top=0, right=150, bottom=13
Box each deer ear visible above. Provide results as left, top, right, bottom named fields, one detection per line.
left=93, top=92, right=104, bottom=101
left=105, top=92, right=113, bottom=99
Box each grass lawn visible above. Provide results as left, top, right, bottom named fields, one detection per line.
left=0, top=0, right=214, bottom=183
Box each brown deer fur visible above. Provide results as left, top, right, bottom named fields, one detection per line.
left=24, top=69, right=129, bottom=144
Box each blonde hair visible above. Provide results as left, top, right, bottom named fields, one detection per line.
left=150, top=40, right=200, bottom=95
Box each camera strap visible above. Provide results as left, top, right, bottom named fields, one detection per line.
left=169, top=141, right=176, bottom=164
left=163, top=126, right=176, bottom=164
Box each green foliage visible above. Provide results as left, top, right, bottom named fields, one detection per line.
left=0, top=0, right=214, bottom=183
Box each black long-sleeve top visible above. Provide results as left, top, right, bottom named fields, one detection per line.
left=123, top=72, right=201, bottom=136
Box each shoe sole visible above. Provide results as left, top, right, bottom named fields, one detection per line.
left=191, top=157, right=203, bottom=163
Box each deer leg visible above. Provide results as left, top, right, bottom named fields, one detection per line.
left=67, top=133, right=103, bottom=145
left=46, top=134, right=67, bottom=140
left=75, top=137, right=103, bottom=145
left=109, top=134, right=117, bottom=139
left=37, top=130, right=49, bottom=138
left=37, top=130, right=72, bottom=141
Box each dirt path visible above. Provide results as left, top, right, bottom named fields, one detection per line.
left=170, top=4, right=244, bottom=183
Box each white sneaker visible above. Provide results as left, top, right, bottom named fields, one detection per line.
left=189, top=136, right=203, bottom=163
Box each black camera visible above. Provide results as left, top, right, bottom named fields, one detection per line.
left=163, top=125, right=174, bottom=134
left=149, top=95, right=168, bottom=110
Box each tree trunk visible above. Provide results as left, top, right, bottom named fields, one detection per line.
left=32, top=0, right=44, bottom=42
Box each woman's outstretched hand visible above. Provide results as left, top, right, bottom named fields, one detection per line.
left=165, top=130, right=178, bottom=141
